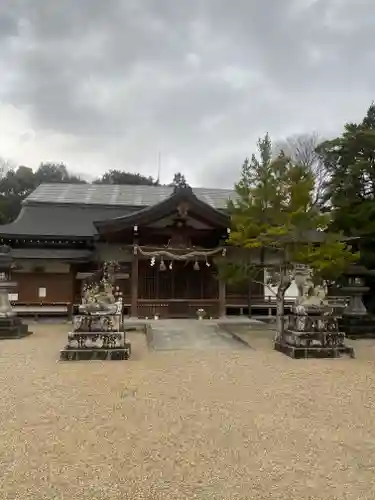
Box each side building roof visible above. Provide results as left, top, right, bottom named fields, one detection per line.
left=0, top=183, right=236, bottom=239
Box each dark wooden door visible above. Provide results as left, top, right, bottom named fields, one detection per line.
left=168, top=300, right=189, bottom=317
left=172, top=262, right=191, bottom=299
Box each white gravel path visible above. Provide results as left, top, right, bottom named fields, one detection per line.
left=0, top=323, right=375, bottom=499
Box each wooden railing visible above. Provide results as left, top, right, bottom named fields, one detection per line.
left=136, top=297, right=298, bottom=318
left=226, top=295, right=350, bottom=317
left=10, top=302, right=71, bottom=318
left=226, top=294, right=297, bottom=306
left=136, top=299, right=220, bottom=319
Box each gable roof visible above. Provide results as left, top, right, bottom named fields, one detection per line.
left=25, top=183, right=236, bottom=210
left=95, top=185, right=230, bottom=234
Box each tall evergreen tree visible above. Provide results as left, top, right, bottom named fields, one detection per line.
left=318, top=103, right=375, bottom=239
left=318, top=103, right=375, bottom=310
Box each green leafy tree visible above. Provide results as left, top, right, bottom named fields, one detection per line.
left=318, top=103, right=375, bottom=239
left=170, top=172, right=188, bottom=188
left=0, top=166, right=35, bottom=197
left=318, top=102, right=375, bottom=310
left=221, top=134, right=356, bottom=336
left=34, top=162, right=86, bottom=184
left=93, top=169, right=157, bottom=185
left=0, top=166, right=37, bottom=223
left=0, top=162, right=86, bottom=223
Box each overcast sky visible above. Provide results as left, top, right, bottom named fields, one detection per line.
left=0, top=0, right=374, bottom=186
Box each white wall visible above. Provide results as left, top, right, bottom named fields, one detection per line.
left=264, top=281, right=298, bottom=300
left=264, top=270, right=298, bottom=301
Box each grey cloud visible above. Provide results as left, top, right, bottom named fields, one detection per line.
left=0, top=1, right=23, bottom=38
left=1, top=0, right=375, bottom=186
left=0, top=13, right=18, bottom=38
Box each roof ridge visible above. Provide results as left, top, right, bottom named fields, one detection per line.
left=31, top=182, right=234, bottom=190
left=23, top=183, right=236, bottom=209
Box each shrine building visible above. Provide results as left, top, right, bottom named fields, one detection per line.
left=0, top=183, right=264, bottom=318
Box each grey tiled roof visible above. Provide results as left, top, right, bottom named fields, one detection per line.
left=0, top=205, right=134, bottom=237
left=25, top=183, right=236, bottom=210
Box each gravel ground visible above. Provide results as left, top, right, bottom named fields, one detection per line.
left=1, top=323, right=375, bottom=499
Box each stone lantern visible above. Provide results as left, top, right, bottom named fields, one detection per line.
left=0, top=245, right=31, bottom=338
left=338, top=265, right=375, bottom=339
left=0, top=245, right=17, bottom=316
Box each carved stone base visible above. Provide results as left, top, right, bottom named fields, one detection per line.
left=338, top=314, right=375, bottom=339
left=274, top=340, right=355, bottom=359
left=67, top=330, right=125, bottom=348
left=60, top=343, right=132, bottom=361
left=0, top=316, right=32, bottom=339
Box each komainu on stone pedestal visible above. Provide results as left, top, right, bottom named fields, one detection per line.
left=274, top=279, right=354, bottom=359
left=60, top=263, right=131, bottom=361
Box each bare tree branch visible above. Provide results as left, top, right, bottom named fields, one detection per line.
left=0, top=157, right=15, bottom=179
left=252, top=278, right=276, bottom=296
left=274, top=133, right=329, bottom=207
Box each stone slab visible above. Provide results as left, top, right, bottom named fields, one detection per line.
left=274, top=340, right=355, bottom=359
left=0, top=318, right=31, bottom=339
left=0, top=330, right=33, bottom=340
left=148, top=320, right=249, bottom=351
left=339, top=315, right=375, bottom=339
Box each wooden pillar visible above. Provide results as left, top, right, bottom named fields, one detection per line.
left=218, top=278, right=226, bottom=318
left=131, top=247, right=139, bottom=318
left=248, top=281, right=252, bottom=318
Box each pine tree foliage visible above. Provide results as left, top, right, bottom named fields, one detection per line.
left=318, top=103, right=375, bottom=311
left=318, top=103, right=375, bottom=239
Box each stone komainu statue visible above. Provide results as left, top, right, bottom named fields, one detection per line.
left=80, top=265, right=117, bottom=314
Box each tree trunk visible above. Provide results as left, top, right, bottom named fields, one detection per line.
left=275, top=291, right=285, bottom=341
left=275, top=279, right=291, bottom=341
left=247, top=281, right=252, bottom=318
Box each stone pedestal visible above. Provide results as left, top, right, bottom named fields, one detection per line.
left=339, top=314, right=375, bottom=339
left=60, top=309, right=131, bottom=361
left=60, top=330, right=131, bottom=361
left=275, top=312, right=355, bottom=359
left=0, top=316, right=30, bottom=339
